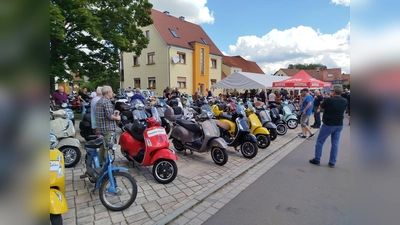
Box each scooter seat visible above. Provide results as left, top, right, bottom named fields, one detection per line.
left=85, top=138, right=103, bottom=148
left=176, top=119, right=201, bottom=133
left=125, top=123, right=145, bottom=142
left=218, top=104, right=226, bottom=111
left=221, top=114, right=232, bottom=120
left=173, top=106, right=183, bottom=115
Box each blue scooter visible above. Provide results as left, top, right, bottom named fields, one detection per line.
left=80, top=135, right=138, bottom=211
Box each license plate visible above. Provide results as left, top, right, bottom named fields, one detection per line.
left=50, top=161, right=60, bottom=172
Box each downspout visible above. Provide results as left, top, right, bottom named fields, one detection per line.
left=167, top=45, right=171, bottom=88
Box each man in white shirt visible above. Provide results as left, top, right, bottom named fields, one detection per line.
left=90, top=86, right=102, bottom=133
left=268, top=91, right=276, bottom=103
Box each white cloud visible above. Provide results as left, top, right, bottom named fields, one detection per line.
left=228, top=23, right=350, bottom=75
left=150, top=0, right=214, bottom=24
left=331, top=0, right=350, bottom=6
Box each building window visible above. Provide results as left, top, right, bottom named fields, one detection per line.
left=132, top=56, right=140, bottom=66
left=211, top=59, right=217, bottom=68
left=327, top=73, right=333, bottom=78
left=312, top=74, right=316, bottom=77
left=177, top=52, right=186, bottom=64
left=134, top=78, right=141, bottom=89
left=177, top=77, right=186, bottom=88
left=146, top=30, right=150, bottom=40
left=147, top=52, right=155, bottom=64
left=210, top=79, right=217, bottom=86
left=169, top=28, right=179, bottom=38
left=200, top=48, right=204, bottom=75
left=201, top=38, right=208, bottom=44
left=148, top=77, right=156, bottom=89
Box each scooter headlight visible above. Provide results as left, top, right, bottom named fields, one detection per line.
left=50, top=134, right=58, bottom=149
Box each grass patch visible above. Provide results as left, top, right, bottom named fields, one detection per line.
left=74, top=113, right=82, bottom=120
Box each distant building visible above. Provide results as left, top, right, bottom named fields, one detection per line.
left=274, top=68, right=350, bottom=85
left=222, top=56, right=264, bottom=79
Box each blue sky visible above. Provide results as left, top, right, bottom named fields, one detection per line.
left=150, top=0, right=350, bottom=74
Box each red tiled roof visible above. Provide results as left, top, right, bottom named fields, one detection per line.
left=221, top=71, right=227, bottom=79
left=275, top=69, right=300, bottom=77
left=222, top=56, right=264, bottom=74
left=151, top=9, right=223, bottom=56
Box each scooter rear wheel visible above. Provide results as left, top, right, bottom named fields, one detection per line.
left=211, top=147, right=228, bottom=166
left=99, top=171, right=137, bottom=211
left=152, top=159, right=178, bottom=184
left=172, top=139, right=184, bottom=151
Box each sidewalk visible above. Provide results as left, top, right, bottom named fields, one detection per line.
left=64, top=121, right=309, bottom=225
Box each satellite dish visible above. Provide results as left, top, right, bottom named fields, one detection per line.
left=172, top=56, right=179, bottom=64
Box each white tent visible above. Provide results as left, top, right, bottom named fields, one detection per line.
left=212, top=72, right=288, bottom=89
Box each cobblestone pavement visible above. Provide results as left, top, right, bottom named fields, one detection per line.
left=64, top=121, right=310, bottom=225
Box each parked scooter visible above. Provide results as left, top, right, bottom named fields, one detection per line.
left=254, top=102, right=278, bottom=141
left=244, top=101, right=271, bottom=149
left=119, top=117, right=178, bottom=184
left=164, top=98, right=185, bottom=121
left=50, top=117, right=82, bottom=168
left=79, top=113, right=95, bottom=141
left=168, top=104, right=229, bottom=166
left=146, top=98, right=171, bottom=134
left=68, top=95, right=82, bottom=113
left=80, top=135, right=138, bottom=211
left=50, top=136, right=68, bottom=225
left=213, top=104, right=259, bottom=159
left=51, top=102, right=75, bottom=126
left=280, top=101, right=298, bottom=129
left=269, top=103, right=287, bottom=135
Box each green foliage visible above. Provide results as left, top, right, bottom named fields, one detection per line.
left=287, top=63, right=327, bottom=70
left=343, top=83, right=350, bottom=89
left=50, top=0, right=154, bottom=90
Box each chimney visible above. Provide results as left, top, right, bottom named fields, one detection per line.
left=163, top=11, right=170, bottom=16
left=179, top=16, right=185, bottom=21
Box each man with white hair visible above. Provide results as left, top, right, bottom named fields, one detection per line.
left=96, top=85, right=121, bottom=164
left=90, top=86, right=102, bottom=133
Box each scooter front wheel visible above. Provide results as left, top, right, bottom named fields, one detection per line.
left=60, top=146, right=81, bottom=168
left=240, top=141, right=258, bottom=158
left=211, top=147, right=228, bottom=166
left=99, top=171, right=138, bottom=211
left=256, top=134, right=271, bottom=149
left=287, top=119, right=298, bottom=129
left=276, top=124, right=287, bottom=135
left=152, top=159, right=178, bottom=184
left=268, top=129, right=278, bottom=141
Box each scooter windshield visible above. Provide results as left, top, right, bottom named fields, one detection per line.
left=133, top=109, right=147, bottom=121
left=235, top=104, right=246, bottom=118
left=247, top=102, right=256, bottom=113
left=200, top=104, right=214, bottom=119
left=151, top=107, right=162, bottom=124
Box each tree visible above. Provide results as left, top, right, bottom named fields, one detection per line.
left=50, top=0, right=154, bottom=91
left=287, top=63, right=327, bottom=70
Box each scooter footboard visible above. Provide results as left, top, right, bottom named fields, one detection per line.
left=208, top=137, right=228, bottom=149
left=244, top=133, right=257, bottom=143
left=149, top=148, right=178, bottom=165
left=50, top=189, right=68, bottom=214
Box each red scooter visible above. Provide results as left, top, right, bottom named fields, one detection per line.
left=119, top=116, right=178, bottom=184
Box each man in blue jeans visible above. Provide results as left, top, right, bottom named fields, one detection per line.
left=309, top=85, right=348, bottom=168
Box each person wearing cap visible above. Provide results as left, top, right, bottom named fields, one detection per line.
left=309, top=85, right=348, bottom=168
left=299, top=88, right=315, bottom=138
left=130, top=88, right=145, bottom=103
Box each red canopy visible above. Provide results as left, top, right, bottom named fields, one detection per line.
left=272, top=70, right=332, bottom=88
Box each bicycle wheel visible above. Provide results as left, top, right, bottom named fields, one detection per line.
left=99, top=171, right=138, bottom=211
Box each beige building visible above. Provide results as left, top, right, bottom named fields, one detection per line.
left=121, top=9, right=224, bottom=97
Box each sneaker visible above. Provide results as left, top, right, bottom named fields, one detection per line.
left=307, top=133, right=315, bottom=138
left=309, top=158, right=320, bottom=166
left=297, top=132, right=303, bottom=136
left=299, top=135, right=307, bottom=138
left=328, top=163, right=335, bottom=168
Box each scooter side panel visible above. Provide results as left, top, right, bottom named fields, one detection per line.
left=50, top=189, right=68, bottom=214
left=253, top=126, right=270, bottom=135
left=119, top=132, right=146, bottom=154
left=203, top=137, right=228, bottom=152
left=170, top=126, right=198, bottom=144
left=149, top=148, right=178, bottom=165
left=263, top=121, right=277, bottom=129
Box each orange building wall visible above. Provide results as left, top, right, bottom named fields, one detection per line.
left=192, top=42, right=210, bottom=96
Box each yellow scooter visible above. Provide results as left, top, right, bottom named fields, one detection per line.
left=243, top=101, right=271, bottom=149
left=50, top=134, right=68, bottom=225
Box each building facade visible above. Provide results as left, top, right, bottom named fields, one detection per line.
left=274, top=68, right=350, bottom=85
left=121, top=9, right=224, bottom=97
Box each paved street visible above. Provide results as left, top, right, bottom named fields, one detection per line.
left=64, top=120, right=304, bottom=225
left=201, top=119, right=350, bottom=225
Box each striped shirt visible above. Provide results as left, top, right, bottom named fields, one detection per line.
left=95, top=96, right=116, bottom=133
